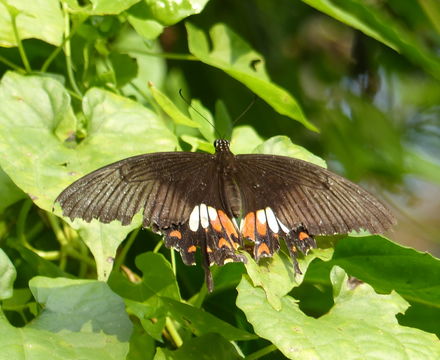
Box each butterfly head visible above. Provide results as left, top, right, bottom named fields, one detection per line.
left=214, top=139, right=231, bottom=153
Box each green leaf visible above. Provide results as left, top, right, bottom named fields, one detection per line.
left=29, top=277, right=132, bottom=339
left=237, top=266, right=440, bottom=360
left=0, top=168, right=25, bottom=213
left=143, top=0, right=209, bottom=26
left=186, top=22, right=318, bottom=132
left=161, top=297, right=256, bottom=341
left=301, top=0, right=440, bottom=80
left=180, top=134, right=214, bottom=153
left=149, top=82, right=200, bottom=128
left=0, top=249, right=16, bottom=300
left=65, top=0, right=140, bottom=15
left=135, top=252, right=181, bottom=300
left=214, top=99, right=232, bottom=140
left=230, top=125, right=264, bottom=154
left=127, top=2, right=164, bottom=40
left=0, top=72, right=177, bottom=280
left=7, top=242, right=70, bottom=278
left=0, top=0, right=63, bottom=47
left=188, top=99, right=215, bottom=143
left=127, top=322, right=156, bottom=360
left=113, top=27, right=167, bottom=98
left=254, top=136, right=327, bottom=168
left=153, top=333, right=241, bottom=360
left=0, top=277, right=132, bottom=359
left=245, top=249, right=333, bottom=310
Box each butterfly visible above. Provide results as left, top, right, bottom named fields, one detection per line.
left=55, top=139, right=396, bottom=291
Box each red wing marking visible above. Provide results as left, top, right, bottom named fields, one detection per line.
left=218, top=237, right=232, bottom=249
left=187, top=245, right=197, bottom=253
left=256, top=218, right=267, bottom=237
left=217, top=210, right=238, bottom=239
left=242, top=212, right=256, bottom=241
left=169, top=230, right=182, bottom=239
left=256, top=243, right=270, bottom=257
left=298, top=231, right=309, bottom=241
left=210, top=215, right=222, bottom=232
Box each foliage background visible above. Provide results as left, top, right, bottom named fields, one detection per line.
left=0, top=0, right=439, bottom=359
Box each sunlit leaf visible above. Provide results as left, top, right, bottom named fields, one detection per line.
left=0, top=0, right=63, bottom=47
left=186, top=22, right=318, bottom=132
left=237, top=266, right=440, bottom=359
left=0, top=277, right=132, bottom=359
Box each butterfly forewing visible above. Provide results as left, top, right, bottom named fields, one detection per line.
left=234, top=154, right=395, bottom=235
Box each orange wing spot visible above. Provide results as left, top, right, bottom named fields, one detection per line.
left=218, top=237, right=232, bottom=249
left=257, top=243, right=270, bottom=257
left=242, top=212, right=256, bottom=241
left=232, top=241, right=240, bottom=250
left=169, top=230, right=182, bottom=239
left=210, top=215, right=222, bottom=232
left=218, top=210, right=238, bottom=239
left=291, top=245, right=297, bottom=253
left=187, top=245, right=197, bottom=253
left=298, top=231, right=309, bottom=241
left=256, top=218, right=267, bottom=237
left=207, top=246, right=213, bottom=253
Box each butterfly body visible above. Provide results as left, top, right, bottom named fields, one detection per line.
left=56, top=139, right=395, bottom=291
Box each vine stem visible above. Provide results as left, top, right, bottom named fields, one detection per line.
left=165, top=317, right=183, bottom=348
left=61, top=1, right=82, bottom=96
left=9, top=9, right=31, bottom=73
left=113, top=228, right=140, bottom=270
left=244, top=345, right=277, bottom=360
left=17, top=200, right=59, bottom=260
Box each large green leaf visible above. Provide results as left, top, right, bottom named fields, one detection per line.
left=186, top=22, right=318, bottom=132
left=0, top=72, right=178, bottom=280
left=0, top=0, right=63, bottom=47
left=127, top=0, right=209, bottom=39
left=64, top=0, right=140, bottom=15
left=244, top=249, right=333, bottom=311
left=0, top=249, right=16, bottom=300
left=0, top=277, right=132, bottom=359
left=237, top=266, right=440, bottom=360
left=153, top=333, right=241, bottom=360
left=253, top=136, right=327, bottom=168
left=301, top=0, right=440, bottom=80
left=0, top=168, right=25, bottom=213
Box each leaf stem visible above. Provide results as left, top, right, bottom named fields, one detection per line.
left=10, top=10, right=31, bottom=73
left=153, top=240, right=163, bottom=253
left=17, top=200, right=59, bottom=260
left=114, top=228, right=140, bottom=270
left=40, top=20, right=80, bottom=73
left=165, top=317, right=183, bottom=348
left=62, top=1, right=82, bottom=96
left=0, top=54, right=25, bottom=73
left=244, top=344, right=277, bottom=360
left=170, top=247, right=176, bottom=276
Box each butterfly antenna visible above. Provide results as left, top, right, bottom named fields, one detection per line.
left=231, top=94, right=257, bottom=128
left=179, top=89, right=222, bottom=139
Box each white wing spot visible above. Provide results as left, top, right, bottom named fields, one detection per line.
left=200, top=203, right=209, bottom=229
left=232, top=217, right=239, bottom=230
left=207, top=206, right=217, bottom=220
left=189, top=205, right=200, bottom=232
left=265, top=207, right=279, bottom=233
left=278, top=218, right=290, bottom=233
left=256, top=209, right=266, bottom=224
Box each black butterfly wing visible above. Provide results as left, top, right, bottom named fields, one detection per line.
left=55, top=151, right=245, bottom=290
left=56, top=152, right=210, bottom=226
left=233, top=153, right=395, bottom=265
